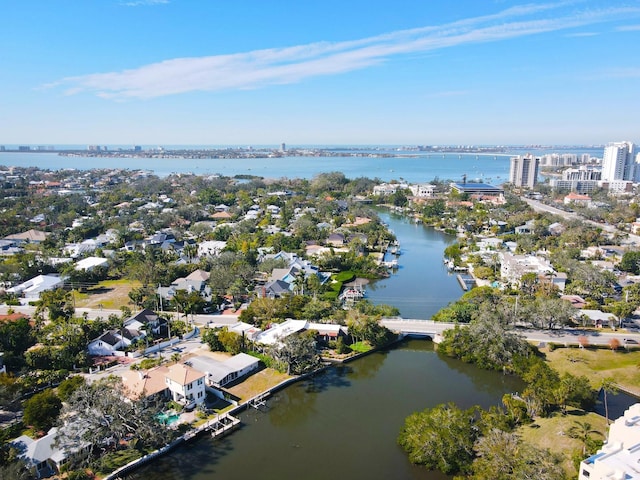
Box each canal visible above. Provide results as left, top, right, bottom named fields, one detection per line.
left=366, top=209, right=461, bottom=319
left=129, top=341, right=523, bottom=480
left=129, top=216, right=522, bottom=479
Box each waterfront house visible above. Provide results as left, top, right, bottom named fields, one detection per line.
left=186, top=353, right=260, bottom=388
left=11, top=427, right=87, bottom=479
left=254, top=319, right=309, bottom=346
left=409, top=183, right=436, bottom=198
left=164, top=363, right=206, bottom=406
left=499, top=252, right=554, bottom=287
left=306, top=322, right=347, bottom=344
left=121, top=365, right=170, bottom=400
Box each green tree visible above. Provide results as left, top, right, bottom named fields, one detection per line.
left=218, top=328, right=243, bottom=354
left=471, top=429, right=564, bottom=480
left=398, top=403, right=478, bottom=475
left=201, top=328, right=224, bottom=351
left=618, top=250, right=640, bottom=274
left=57, top=375, right=86, bottom=402
left=272, top=331, right=320, bottom=375
left=36, top=288, right=75, bottom=321
left=23, top=389, right=62, bottom=431
left=0, top=317, right=35, bottom=370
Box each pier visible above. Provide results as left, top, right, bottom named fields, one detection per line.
left=456, top=273, right=476, bottom=291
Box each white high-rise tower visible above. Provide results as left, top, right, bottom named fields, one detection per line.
left=509, top=154, right=540, bottom=188
left=601, top=141, right=635, bottom=182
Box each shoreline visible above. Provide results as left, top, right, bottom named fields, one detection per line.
left=105, top=338, right=404, bottom=479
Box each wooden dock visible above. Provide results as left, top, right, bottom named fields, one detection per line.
left=204, top=413, right=241, bottom=439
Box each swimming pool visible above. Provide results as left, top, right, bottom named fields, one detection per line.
left=156, top=411, right=180, bottom=426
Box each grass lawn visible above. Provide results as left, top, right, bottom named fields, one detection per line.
left=226, top=368, right=291, bottom=402
left=543, top=346, right=640, bottom=396
left=349, top=341, right=373, bottom=353
left=518, top=408, right=607, bottom=478
left=73, top=279, right=141, bottom=310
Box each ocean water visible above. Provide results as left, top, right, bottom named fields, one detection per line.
left=0, top=146, right=603, bottom=184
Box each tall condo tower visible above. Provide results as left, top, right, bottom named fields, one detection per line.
left=509, top=154, right=540, bottom=188
left=601, top=141, right=635, bottom=182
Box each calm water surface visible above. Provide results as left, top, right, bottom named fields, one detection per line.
left=129, top=341, right=523, bottom=480
left=366, top=211, right=460, bottom=319
left=0, top=151, right=509, bottom=184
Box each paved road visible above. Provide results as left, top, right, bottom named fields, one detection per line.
left=522, top=197, right=640, bottom=245
left=4, top=303, right=638, bottom=349
left=381, top=318, right=640, bottom=347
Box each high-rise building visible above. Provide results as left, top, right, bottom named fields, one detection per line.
left=601, top=141, right=635, bottom=182
left=509, top=154, right=540, bottom=188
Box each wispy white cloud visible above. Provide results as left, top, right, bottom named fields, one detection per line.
left=616, top=24, right=640, bottom=31
left=120, top=0, right=168, bottom=6
left=47, top=3, right=640, bottom=100
left=565, top=31, right=600, bottom=36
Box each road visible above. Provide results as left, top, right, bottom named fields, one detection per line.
left=381, top=318, right=640, bottom=347
left=521, top=197, right=640, bottom=245
left=4, top=303, right=638, bottom=351
left=0, top=304, right=240, bottom=325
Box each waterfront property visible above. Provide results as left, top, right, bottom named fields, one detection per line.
left=185, top=353, right=260, bottom=388
left=11, top=427, right=89, bottom=479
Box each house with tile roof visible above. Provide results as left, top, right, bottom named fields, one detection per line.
left=164, top=363, right=206, bottom=406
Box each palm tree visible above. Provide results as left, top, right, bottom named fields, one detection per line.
left=568, top=420, right=601, bottom=455
left=292, top=271, right=306, bottom=296
left=600, top=377, right=618, bottom=429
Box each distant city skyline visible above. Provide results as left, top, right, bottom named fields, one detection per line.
left=2, top=1, right=640, bottom=145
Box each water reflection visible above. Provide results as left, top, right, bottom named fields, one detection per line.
left=366, top=212, right=461, bottom=319
left=130, top=339, right=523, bottom=480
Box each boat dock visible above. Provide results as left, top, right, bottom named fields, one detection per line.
left=456, top=274, right=476, bottom=291
left=206, top=413, right=241, bottom=438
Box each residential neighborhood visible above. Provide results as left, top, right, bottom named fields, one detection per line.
left=1, top=159, right=640, bottom=479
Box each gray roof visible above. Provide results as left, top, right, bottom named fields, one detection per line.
left=187, top=354, right=258, bottom=385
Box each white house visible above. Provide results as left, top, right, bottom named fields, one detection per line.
left=11, top=427, right=87, bottom=479
left=409, top=183, right=436, bottom=198
left=579, top=403, right=640, bottom=480
left=372, top=183, right=408, bottom=195
left=186, top=353, right=260, bottom=388
left=7, top=274, right=66, bottom=300
left=164, top=363, right=206, bottom=406
left=197, top=240, right=227, bottom=258
left=74, top=256, right=109, bottom=271
left=254, top=319, right=308, bottom=346
left=499, top=252, right=554, bottom=286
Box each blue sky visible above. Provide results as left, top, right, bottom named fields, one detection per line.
left=2, top=0, right=640, bottom=146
